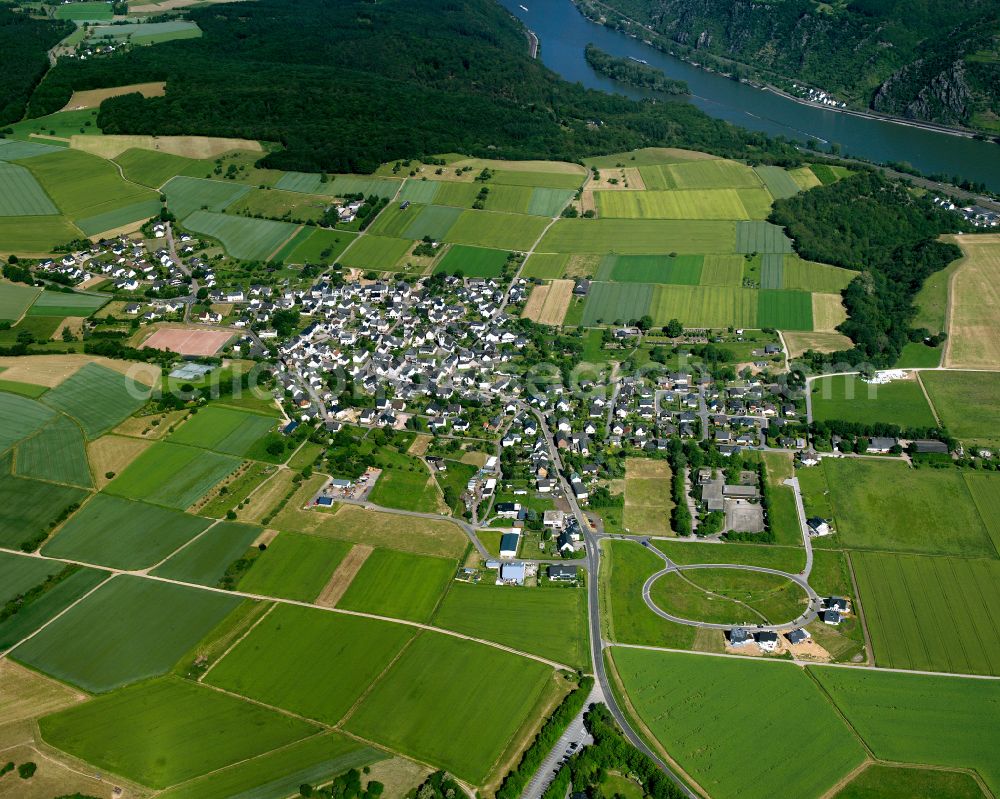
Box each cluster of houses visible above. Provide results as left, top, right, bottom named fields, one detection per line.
left=790, top=83, right=847, bottom=109
left=933, top=197, right=1000, bottom=228
left=727, top=596, right=852, bottom=653
left=43, top=234, right=189, bottom=294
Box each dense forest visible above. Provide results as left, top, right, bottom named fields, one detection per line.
left=575, top=0, right=1000, bottom=133
left=770, top=172, right=966, bottom=368
left=26, top=0, right=802, bottom=173
left=584, top=44, right=688, bottom=95
left=0, top=8, right=71, bottom=126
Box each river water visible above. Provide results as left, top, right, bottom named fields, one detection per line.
left=499, top=0, right=1000, bottom=191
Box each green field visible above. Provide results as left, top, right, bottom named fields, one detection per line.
left=162, top=176, right=251, bottom=219
left=40, top=677, right=317, bottom=789
left=600, top=540, right=695, bottom=649
left=237, top=531, right=351, bottom=602
left=539, top=219, right=736, bottom=254
left=964, top=473, right=1000, bottom=554
left=276, top=172, right=400, bottom=198
left=921, top=371, right=1000, bottom=446
left=811, top=458, right=995, bottom=557
left=0, top=282, right=41, bottom=320
left=596, top=253, right=703, bottom=284
left=157, top=732, right=383, bottom=799
left=757, top=289, right=813, bottom=329
left=89, top=19, right=200, bottom=42
left=26, top=148, right=157, bottom=222
left=399, top=179, right=442, bottom=204
left=521, top=252, right=568, bottom=279
left=611, top=649, right=866, bottom=799
left=0, top=565, right=108, bottom=650
left=527, top=186, right=575, bottom=216
left=754, top=165, right=801, bottom=199
left=284, top=227, right=357, bottom=264
left=26, top=288, right=109, bottom=317
left=650, top=567, right=808, bottom=625
left=0, top=467, right=89, bottom=549
left=0, top=162, right=59, bottom=216
left=894, top=341, right=943, bottom=368
left=13, top=575, right=241, bottom=692
left=493, top=169, right=583, bottom=190
left=339, top=235, right=411, bottom=270
left=647, top=284, right=762, bottom=329
left=41, top=362, right=149, bottom=438
left=168, top=406, right=276, bottom=457
left=595, top=188, right=769, bottom=220
left=665, top=159, right=763, bottom=189
left=736, top=221, right=794, bottom=253
left=0, top=550, right=64, bottom=604
left=657, top=541, right=806, bottom=573
left=0, top=216, right=83, bottom=253
left=851, top=551, right=1000, bottom=675
left=43, top=494, right=211, bottom=570
left=151, top=521, right=262, bottom=586
left=54, top=1, right=112, bottom=19
left=398, top=204, right=463, bottom=239
left=781, top=256, right=857, bottom=292
left=433, top=583, right=589, bottom=668
left=443, top=209, right=548, bottom=250
left=183, top=210, right=299, bottom=261
left=0, top=391, right=54, bottom=451
left=345, top=630, right=552, bottom=784
left=115, top=148, right=196, bottom=188
left=206, top=604, right=414, bottom=724
left=814, top=667, right=1000, bottom=794
left=337, top=548, right=454, bottom=622
left=14, top=414, right=90, bottom=487
left=106, top=441, right=241, bottom=509
left=433, top=244, right=508, bottom=277
left=811, top=375, right=936, bottom=428
left=77, top=198, right=163, bottom=236
left=0, top=378, right=47, bottom=397
left=367, top=465, right=440, bottom=513
left=832, top=765, right=985, bottom=799
left=580, top=282, right=654, bottom=325
left=0, top=140, right=62, bottom=162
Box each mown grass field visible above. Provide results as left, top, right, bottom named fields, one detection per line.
left=40, top=676, right=318, bottom=789
left=206, top=604, right=414, bottom=725
left=539, top=219, right=736, bottom=254
left=336, top=548, right=455, bottom=622
left=851, top=551, right=1000, bottom=676
left=433, top=244, right=508, bottom=277
left=814, top=667, right=1000, bottom=795
left=0, top=162, right=59, bottom=216
left=13, top=576, right=241, bottom=692
left=432, top=583, right=589, bottom=669
left=41, top=362, right=149, bottom=438
left=26, top=148, right=158, bottom=222
left=812, top=458, right=995, bottom=557
left=238, top=531, right=351, bottom=602
left=15, top=414, right=92, bottom=487
left=367, top=465, right=441, bottom=513
left=811, top=375, right=936, bottom=428
left=921, top=370, right=1000, bottom=446
left=106, top=441, right=241, bottom=509
left=611, top=649, right=867, bottom=799
left=183, top=210, right=299, bottom=261
left=168, top=406, right=276, bottom=457
left=339, top=235, right=411, bottom=270
left=345, top=631, right=552, bottom=785
left=43, top=494, right=210, bottom=570
left=0, top=281, right=41, bottom=320
left=151, top=520, right=262, bottom=586
left=600, top=540, right=695, bottom=650
left=285, top=227, right=357, bottom=265
left=157, top=732, right=382, bottom=799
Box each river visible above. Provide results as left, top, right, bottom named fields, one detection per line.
left=498, top=0, right=1000, bottom=191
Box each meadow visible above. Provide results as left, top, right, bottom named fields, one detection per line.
left=43, top=494, right=211, bottom=570
left=444, top=209, right=548, bottom=250
left=610, top=648, right=867, bottom=799
left=0, top=163, right=59, bottom=216
left=206, top=604, right=414, bottom=724
left=15, top=414, right=92, bottom=487
left=339, top=235, right=411, bottom=270
left=0, top=566, right=108, bottom=651
left=851, top=551, right=1000, bottom=676
left=539, top=219, right=736, bottom=254
left=151, top=520, right=262, bottom=586
left=659, top=540, right=806, bottom=572
left=237, top=531, right=351, bottom=602
left=182, top=210, right=299, bottom=261
left=780, top=256, right=856, bottom=293
left=0, top=469, right=89, bottom=549
left=284, top=227, right=357, bottom=264
left=41, top=362, right=149, bottom=438
left=345, top=630, right=552, bottom=785
left=115, top=148, right=197, bottom=188
left=336, top=548, right=455, bottom=622
left=814, top=667, right=1000, bottom=795
left=0, top=216, right=83, bottom=253
left=106, top=441, right=241, bottom=509
left=26, top=288, right=109, bottom=317
left=832, top=765, right=985, bottom=799
left=600, top=540, right=695, bottom=650
left=651, top=567, right=809, bottom=625
left=964, top=473, right=1000, bottom=554
left=367, top=465, right=441, bottom=514
left=168, top=406, right=276, bottom=456
left=521, top=252, right=569, bottom=279
left=39, top=676, right=318, bottom=789
left=812, top=458, right=995, bottom=557
left=434, top=245, right=508, bottom=277
left=0, top=282, right=41, bottom=320
left=810, top=375, right=936, bottom=428
left=921, top=370, right=1000, bottom=445
left=595, top=188, right=769, bottom=220
left=432, top=583, right=589, bottom=669
left=13, top=575, right=241, bottom=692
left=623, top=458, right=673, bottom=535
left=943, top=234, right=1000, bottom=369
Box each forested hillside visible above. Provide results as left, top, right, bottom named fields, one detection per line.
left=0, top=8, right=72, bottom=126
left=26, top=0, right=802, bottom=172
left=576, top=0, right=1000, bottom=134
left=770, top=172, right=965, bottom=367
